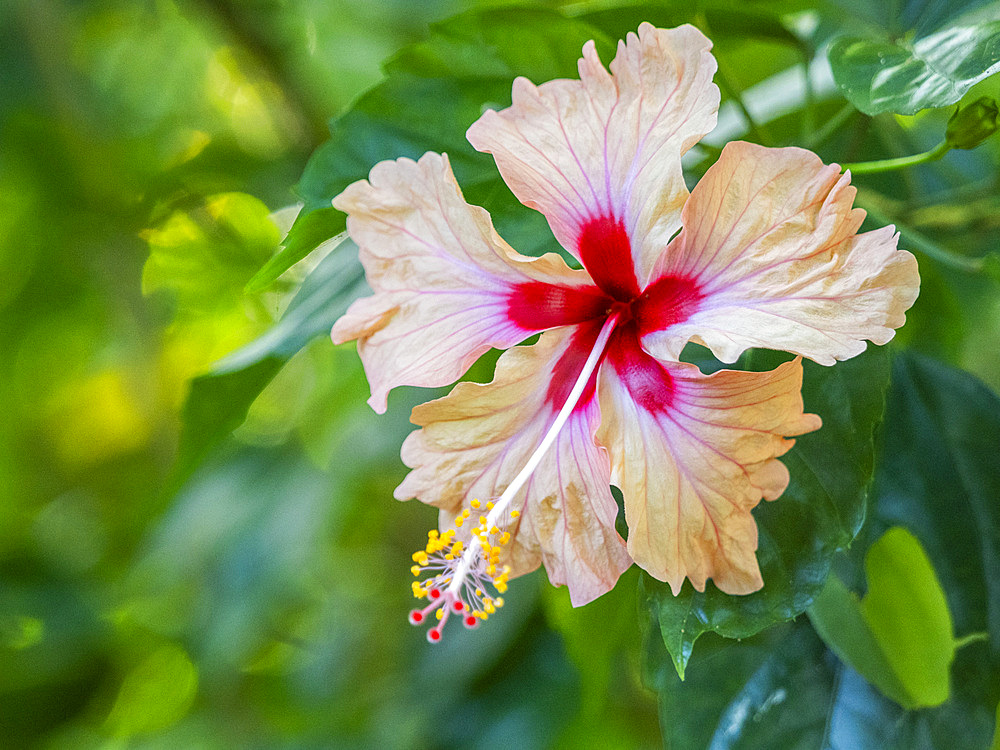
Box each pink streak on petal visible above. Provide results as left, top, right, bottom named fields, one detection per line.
left=604, top=322, right=676, bottom=413
left=544, top=319, right=604, bottom=410
left=467, top=24, right=719, bottom=288
left=643, top=141, right=920, bottom=365
left=597, top=352, right=820, bottom=595
left=329, top=151, right=597, bottom=413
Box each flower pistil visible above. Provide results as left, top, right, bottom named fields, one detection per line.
left=408, top=311, right=622, bottom=641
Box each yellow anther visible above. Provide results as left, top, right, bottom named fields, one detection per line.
left=510, top=509, right=520, bottom=519
left=411, top=565, right=421, bottom=576
left=428, top=529, right=439, bottom=539
left=445, top=553, right=454, bottom=561
left=436, top=609, right=443, bottom=620
left=462, top=508, right=471, bottom=518
left=479, top=515, right=487, bottom=526
left=454, top=516, right=464, bottom=527
left=452, top=540, right=463, bottom=554
left=471, top=499, right=481, bottom=509
left=495, top=598, right=504, bottom=607
left=490, top=525, right=500, bottom=535
left=500, top=532, right=511, bottom=544
left=486, top=501, right=494, bottom=510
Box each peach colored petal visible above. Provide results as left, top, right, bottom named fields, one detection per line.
left=597, top=334, right=821, bottom=595
left=395, top=327, right=631, bottom=606
left=467, top=23, right=718, bottom=291
left=331, top=152, right=598, bottom=413
left=641, top=141, right=920, bottom=365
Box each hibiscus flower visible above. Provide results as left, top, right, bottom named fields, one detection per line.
left=330, top=23, right=919, bottom=640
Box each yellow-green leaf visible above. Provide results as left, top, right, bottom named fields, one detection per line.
left=105, top=643, right=199, bottom=738
left=861, top=527, right=954, bottom=708
left=809, top=527, right=954, bottom=709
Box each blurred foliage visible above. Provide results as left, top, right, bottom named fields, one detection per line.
left=1, top=0, right=999, bottom=748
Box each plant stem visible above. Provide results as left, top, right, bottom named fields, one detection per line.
left=954, top=631, right=989, bottom=650
left=859, top=200, right=987, bottom=274
left=842, top=140, right=951, bottom=174
left=804, top=101, right=856, bottom=150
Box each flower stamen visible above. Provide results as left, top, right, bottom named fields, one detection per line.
left=408, top=312, right=622, bottom=641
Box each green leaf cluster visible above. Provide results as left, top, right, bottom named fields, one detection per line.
left=646, top=354, right=1000, bottom=747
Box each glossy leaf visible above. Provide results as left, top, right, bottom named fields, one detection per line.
left=645, top=619, right=993, bottom=750
left=809, top=527, right=954, bottom=709
left=830, top=17, right=1000, bottom=115
left=645, top=346, right=890, bottom=678
left=214, top=239, right=365, bottom=374
left=643, top=618, right=836, bottom=750
left=245, top=209, right=345, bottom=292
left=646, top=614, right=994, bottom=750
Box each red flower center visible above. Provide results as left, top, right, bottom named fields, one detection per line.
left=506, top=213, right=704, bottom=412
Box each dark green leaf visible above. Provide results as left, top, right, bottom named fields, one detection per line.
left=644, top=613, right=995, bottom=750
left=873, top=353, right=1000, bottom=648
left=643, top=618, right=836, bottom=750
left=829, top=19, right=1000, bottom=115
left=645, top=346, right=891, bottom=678
left=645, top=415, right=1000, bottom=749
left=573, top=1, right=810, bottom=44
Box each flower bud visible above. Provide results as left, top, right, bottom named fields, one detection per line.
left=946, top=97, right=999, bottom=150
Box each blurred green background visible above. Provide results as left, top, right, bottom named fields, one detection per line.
left=0, top=1, right=660, bottom=747
left=3, top=0, right=1000, bottom=747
